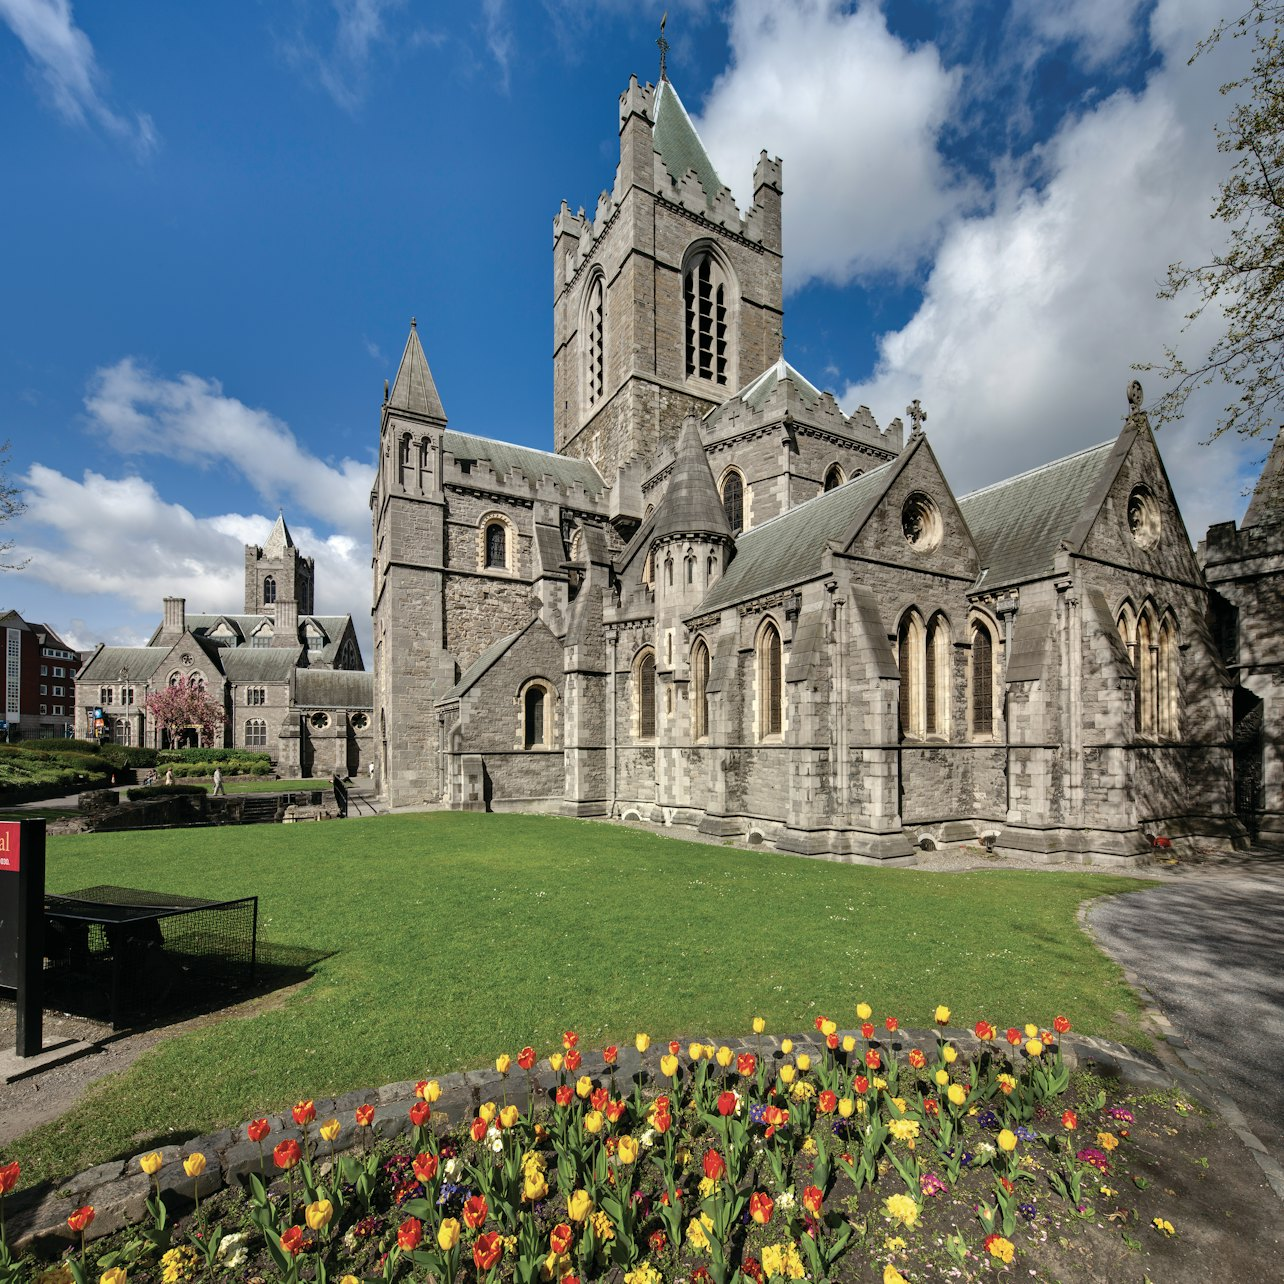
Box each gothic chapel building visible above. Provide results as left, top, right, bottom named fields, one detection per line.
left=370, top=67, right=1251, bottom=863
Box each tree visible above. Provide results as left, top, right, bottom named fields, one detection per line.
left=144, top=683, right=226, bottom=748
left=1146, top=3, right=1284, bottom=439
left=0, top=440, right=26, bottom=570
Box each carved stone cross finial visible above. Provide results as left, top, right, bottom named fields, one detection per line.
left=906, top=398, right=927, bottom=435
left=658, top=11, right=669, bottom=82
left=1127, top=379, right=1144, bottom=411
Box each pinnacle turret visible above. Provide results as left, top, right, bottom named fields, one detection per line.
left=389, top=319, right=446, bottom=422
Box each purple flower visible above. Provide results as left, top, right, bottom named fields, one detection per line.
left=1104, top=1106, right=1135, bottom=1123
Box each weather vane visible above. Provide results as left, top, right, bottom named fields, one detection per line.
left=658, top=11, right=669, bottom=82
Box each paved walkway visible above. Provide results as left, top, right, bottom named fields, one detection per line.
left=1087, top=850, right=1284, bottom=1184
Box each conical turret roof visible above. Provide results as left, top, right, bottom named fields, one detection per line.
left=1243, top=431, right=1284, bottom=529
left=650, top=418, right=733, bottom=544
left=389, top=320, right=446, bottom=422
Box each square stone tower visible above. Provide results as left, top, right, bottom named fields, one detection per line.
left=245, top=513, right=314, bottom=616
left=552, top=74, right=784, bottom=481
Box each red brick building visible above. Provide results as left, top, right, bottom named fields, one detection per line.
left=0, top=609, right=81, bottom=740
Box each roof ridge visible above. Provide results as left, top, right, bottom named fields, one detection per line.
left=739, top=457, right=896, bottom=539
left=958, top=439, right=1115, bottom=503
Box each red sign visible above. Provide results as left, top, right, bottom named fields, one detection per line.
left=0, top=822, right=19, bottom=872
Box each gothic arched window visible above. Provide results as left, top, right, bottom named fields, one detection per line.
left=684, top=250, right=730, bottom=385
left=263, top=575, right=276, bottom=605
left=824, top=464, right=845, bottom=492
left=757, top=621, right=783, bottom=739
left=1158, top=614, right=1179, bottom=738
left=925, top=613, right=950, bottom=736
left=691, top=638, right=710, bottom=740
left=970, top=620, right=995, bottom=738
left=721, top=471, right=744, bottom=533
left=585, top=275, right=605, bottom=407
left=636, top=650, right=657, bottom=740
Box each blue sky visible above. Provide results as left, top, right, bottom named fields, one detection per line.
left=0, top=0, right=1267, bottom=660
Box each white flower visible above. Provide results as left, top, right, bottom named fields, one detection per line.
left=775, top=1190, right=796, bottom=1210
left=640, top=1128, right=656, bottom=1149
left=491, top=1137, right=504, bottom=1153
left=217, top=1232, right=249, bottom=1269
left=444, top=1157, right=461, bottom=1178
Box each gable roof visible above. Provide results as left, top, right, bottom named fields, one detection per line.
left=296, top=668, right=373, bottom=709
left=695, top=457, right=899, bottom=614
left=77, top=645, right=168, bottom=684
left=444, top=430, right=606, bottom=496
left=440, top=629, right=523, bottom=703
left=389, top=320, right=447, bottom=422
left=652, top=80, right=724, bottom=205
left=220, top=649, right=301, bottom=683
left=958, top=440, right=1117, bottom=591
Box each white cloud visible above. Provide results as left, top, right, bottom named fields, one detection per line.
left=1011, top=0, right=1151, bottom=71
left=0, top=0, right=156, bottom=154
left=12, top=465, right=372, bottom=657
left=696, top=0, right=970, bottom=288
left=85, top=359, right=374, bottom=539
left=840, top=0, right=1260, bottom=538
left=482, top=0, right=513, bottom=91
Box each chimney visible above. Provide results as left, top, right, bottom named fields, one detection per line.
left=274, top=599, right=299, bottom=647
left=163, top=597, right=186, bottom=638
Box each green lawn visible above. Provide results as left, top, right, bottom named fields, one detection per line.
left=13, top=814, right=1149, bottom=1188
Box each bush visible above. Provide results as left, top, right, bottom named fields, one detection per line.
left=158, top=747, right=272, bottom=767
left=22, top=737, right=102, bottom=754
left=126, top=784, right=208, bottom=801
left=99, top=743, right=158, bottom=769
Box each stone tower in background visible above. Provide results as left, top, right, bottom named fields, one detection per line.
left=551, top=74, right=784, bottom=483
left=245, top=513, right=314, bottom=616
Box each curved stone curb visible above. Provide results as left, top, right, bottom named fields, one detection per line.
left=1078, top=901, right=1284, bottom=1203
left=6, top=1026, right=1186, bottom=1256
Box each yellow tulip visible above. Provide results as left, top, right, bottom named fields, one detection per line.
left=422, top=1080, right=442, bottom=1103
left=584, top=1109, right=604, bottom=1134
left=438, top=1217, right=461, bottom=1250
left=496, top=1054, right=512, bottom=1075
left=935, top=1006, right=951, bottom=1025
left=660, top=1054, right=678, bottom=1077
left=942, top=1044, right=958, bottom=1064
left=842, top=1035, right=856, bottom=1053
left=320, top=1118, right=341, bottom=1143
left=838, top=1097, right=855, bottom=1118
left=779, top=1064, right=796, bottom=1085
left=934, top=1069, right=949, bottom=1087
left=523, top=1170, right=549, bottom=1201
left=752, top=1017, right=765, bottom=1034
left=183, top=1152, right=206, bottom=1178
left=305, top=1199, right=334, bottom=1231
left=340, top=1277, right=359, bottom=1284
left=479, top=1101, right=497, bottom=1123
left=635, top=1033, right=650, bottom=1053
left=549, top=1053, right=563, bottom=1073
left=1025, top=1023, right=1038, bottom=1038
left=796, top=1053, right=811, bottom=1072
left=856, top=1003, right=872, bottom=1021
left=138, top=1152, right=163, bottom=1176
left=567, top=1189, right=593, bottom=1222
left=1026, top=1039, right=1044, bottom=1058
left=947, top=1084, right=967, bottom=1107
left=576, top=1075, right=593, bottom=1098
left=820, top=1018, right=837, bottom=1037
left=781, top=1038, right=793, bottom=1054
left=617, top=1135, right=639, bottom=1165
left=99, top=1270, right=128, bottom=1284
left=688, top=1042, right=704, bottom=1061
left=716, top=1045, right=733, bottom=1067
left=499, top=1104, right=520, bottom=1129
left=998, top=1129, right=1017, bottom=1152
left=703, top=1043, right=715, bottom=1060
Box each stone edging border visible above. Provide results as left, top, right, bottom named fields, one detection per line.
left=1077, top=901, right=1284, bottom=1202
left=5, top=1026, right=1207, bottom=1257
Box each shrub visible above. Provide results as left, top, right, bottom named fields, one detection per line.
left=126, top=784, right=208, bottom=801
left=99, top=744, right=158, bottom=769
left=21, top=737, right=102, bottom=754
left=158, top=748, right=272, bottom=768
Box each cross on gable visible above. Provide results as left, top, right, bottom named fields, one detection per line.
left=906, top=398, right=927, bottom=435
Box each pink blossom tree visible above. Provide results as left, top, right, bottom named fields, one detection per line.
left=144, top=684, right=226, bottom=748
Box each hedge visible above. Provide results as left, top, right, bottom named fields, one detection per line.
left=99, top=744, right=158, bottom=769
left=125, top=783, right=209, bottom=801
left=157, top=748, right=272, bottom=767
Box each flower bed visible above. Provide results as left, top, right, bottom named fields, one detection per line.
left=0, top=1009, right=1202, bottom=1283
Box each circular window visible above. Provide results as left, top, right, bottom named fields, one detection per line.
left=901, top=493, right=942, bottom=551
left=310, top=712, right=330, bottom=729
left=1127, top=486, right=1160, bottom=548
left=350, top=712, right=369, bottom=730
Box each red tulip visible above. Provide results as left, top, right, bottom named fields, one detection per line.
left=409, top=1102, right=431, bottom=1127
left=471, top=1117, right=488, bottom=1142
left=413, top=1152, right=439, bottom=1184
left=1005, top=1028, right=1022, bottom=1046
left=555, top=1084, right=573, bottom=1107
left=247, top=1118, right=270, bottom=1143
left=590, top=1087, right=609, bottom=1111
left=853, top=1075, right=869, bottom=1095
left=565, top=1049, right=582, bottom=1073
left=865, top=1049, right=881, bottom=1070
left=563, top=1031, right=579, bottom=1051
left=518, top=1046, right=537, bottom=1071
left=668, top=1040, right=681, bottom=1057
left=1061, top=1110, right=1078, bottom=1130
left=0, top=1162, right=18, bottom=1195
left=974, top=1020, right=996, bottom=1041
left=606, top=1100, right=626, bottom=1122
left=67, top=1206, right=94, bottom=1233
left=737, top=1052, right=756, bottom=1076
left=603, top=1045, right=618, bottom=1065
left=802, top=1185, right=823, bottom=1215
left=861, top=1022, right=874, bottom=1039
left=550, top=1223, right=573, bottom=1254
left=654, top=1108, right=672, bottom=1134
left=397, top=1216, right=423, bottom=1251
left=749, top=1191, right=774, bottom=1225
left=280, top=1225, right=305, bottom=1255
left=355, top=1104, right=375, bottom=1127
left=703, top=1150, right=726, bottom=1181
left=885, top=1017, right=899, bottom=1033
left=826, top=1033, right=839, bottom=1049
left=1053, top=1015, right=1071, bottom=1034
left=908, top=1048, right=926, bottom=1069
left=273, top=1139, right=302, bottom=1170
left=474, top=1230, right=503, bottom=1272
left=818, top=1090, right=838, bottom=1114
left=716, top=1090, right=737, bottom=1117
left=464, top=1194, right=489, bottom=1229
left=292, top=1100, right=316, bottom=1126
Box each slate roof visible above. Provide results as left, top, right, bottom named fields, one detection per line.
left=186, top=614, right=350, bottom=645
left=652, top=80, right=724, bottom=205
left=220, top=649, right=302, bottom=683
left=444, top=430, right=607, bottom=496
left=737, top=359, right=825, bottom=412
left=695, top=459, right=897, bottom=614
left=1243, top=430, right=1284, bottom=529
left=441, top=630, right=523, bottom=703
left=261, top=513, right=295, bottom=558
left=296, top=669, right=373, bottom=708
left=648, top=419, right=732, bottom=545
left=77, top=646, right=168, bottom=683
left=389, top=321, right=447, bottom=421
left=958, top=441, right=1116, bottom=591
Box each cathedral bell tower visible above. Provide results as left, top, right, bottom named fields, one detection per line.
left=552, top=66, right=783, bottom=482
left=245, top=514, right=314, bottom=617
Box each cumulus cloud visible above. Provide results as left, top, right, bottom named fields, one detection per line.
left=13, top=465, right=372, bottom=656
left=0, top=0, right=156, bottom=154
left=696, top=0, right=970, bottom=288
left=840, top=0, right=1260, bottom=538
left=85, top=358, right=374, bottom=539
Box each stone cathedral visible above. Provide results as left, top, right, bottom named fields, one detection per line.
left=370, top=67, right=1281, bottom=862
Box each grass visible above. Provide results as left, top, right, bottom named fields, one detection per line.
left=12, top=812, right=1150, bottom=1189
